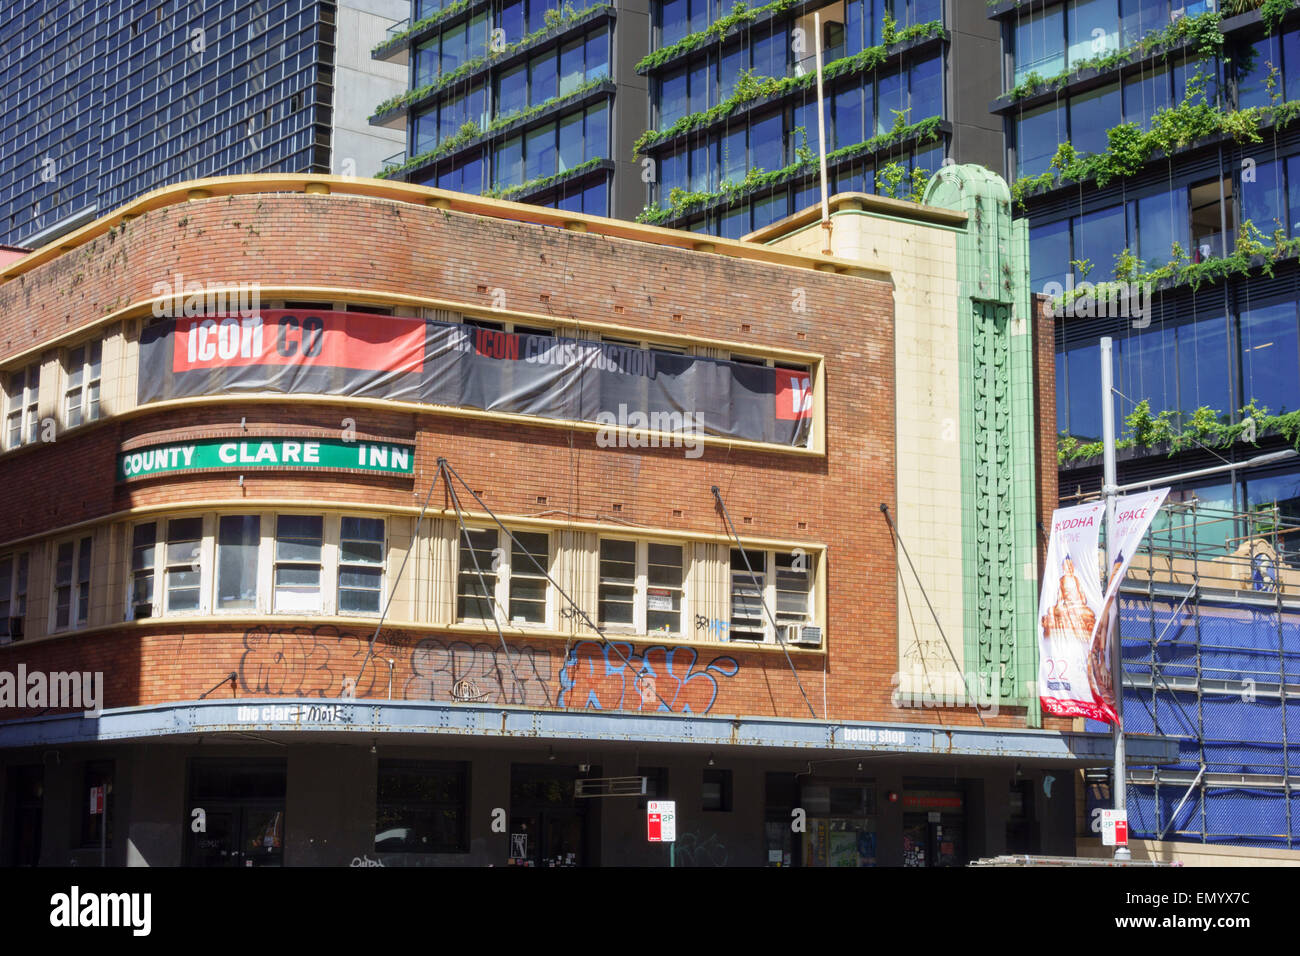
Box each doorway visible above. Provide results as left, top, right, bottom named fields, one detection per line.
left=508, top=764, right=596, bottom=867
left=901, top=787, right=967, bottom=867
left=185, top=758, right=286, bottom=867
left=5, top=765, right=42, bottom=866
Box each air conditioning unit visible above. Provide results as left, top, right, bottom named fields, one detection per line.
left=779, top=624, right=822, bottom=647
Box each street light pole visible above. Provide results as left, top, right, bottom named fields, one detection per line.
left=1100, top=336, right=1131, bottom=861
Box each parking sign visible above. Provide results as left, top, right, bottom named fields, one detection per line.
left=647, top=800, right=676, bottom=842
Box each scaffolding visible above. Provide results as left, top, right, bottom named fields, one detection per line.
left=1080, top=498, right=1300, bottom=848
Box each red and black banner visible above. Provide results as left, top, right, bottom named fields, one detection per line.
left=139, top=310, right=814, bottom=447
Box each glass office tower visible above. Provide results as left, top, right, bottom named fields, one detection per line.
left=0, top=0, right=406, bottom=248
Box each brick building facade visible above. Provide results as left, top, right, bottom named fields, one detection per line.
left=0, top=172, right=1169, bottom=866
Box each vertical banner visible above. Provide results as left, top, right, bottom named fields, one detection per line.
left=1038, top=502, right=1107, bottom=721
left=1087, top=488, right=1171, bottom=725
left=1038, top=491, right=1169, bottom=724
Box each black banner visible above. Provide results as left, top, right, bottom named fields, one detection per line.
left=138, top=311, right=813, bottom=447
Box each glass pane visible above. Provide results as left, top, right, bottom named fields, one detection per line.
left=1119, top=0, right=1167, bottom=48
left=1241, top=158, right=1285, bottom=237
left=497, top=63, right=527, bottom=118
left=559, top=111, right=583, bottom=171
left=1074, top=203, right=1129, bottom=281
left=526, top=121, right=556, bottom=180
left=1123, top=65, right=1172, bottom=131
left=1069, top=0, right=1120, bottom=67
left=512, top=531, right=549, bottom=571
left=661, top=67, right=688, bottom=126
left=585, top=30, right=609, bottom=81
left=560, top=38, right=584, bottom=96
left=1014, top=6, right=1065, bottom=84
left=1069, top=83, right=1120, bottom=157
left=530, top=50, right=557, bottom=105
left=584, top=103, right=607, bottom=161
left=598, top=585, right=635, bottom=625
left=1241, top=301, right=1300, bottom=413
left=647, top=543, right=683, bottom=586
left=909, top=55, right=942, bottom=123
left=1176, top=314, right=1232, bottom=415
left=1117, top=325, right=1178, bottom=424
left=340, top=588, right=382, bottom=614
left=217, top=515, right=260, bottom=608
left=1016, top=103, right=1065, bottom=179
left=341, top=541, right=383, bottom=565
left=340, top=516, right=384, bottom=542
left=1030, top=219, right=1071, bottom=292
left=340, top=567, right=382, bottom=590
left=132, top=523, right=157, bottom=571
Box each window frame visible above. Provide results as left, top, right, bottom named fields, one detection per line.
left=63, top=339, right=102, bottom=430
left=455, top=526, right=553, bottom=629
left=728, top=546, right=816, bottom=644
left=4, top=362, right=40, bottom=451
left=597, top=537, right=689, bottom=637
left=52, top=534, right=94, bottom=632
left=0, top=551, right=29, bottom=643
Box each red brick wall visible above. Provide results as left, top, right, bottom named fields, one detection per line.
left=0, top=192, right=1065, bottom=730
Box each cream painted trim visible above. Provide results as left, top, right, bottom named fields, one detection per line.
left=6, top=612, right=826, bottom=655
left=0, top=497, right=827, bottom=557
left=0, top=174, right=892, bottom=284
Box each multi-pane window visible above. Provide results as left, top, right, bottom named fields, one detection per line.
left=129, top=523, right=156, bottom=619
left=597, top=539, right=687, bottom=635
left=165, top=518, right=203, bottom=612
left=0, top=552, right=29, bottom=642
left=64, top=341, right=102, bottom=428
left=509, top=531, right=550, bottom=624
left=339, top=517, right=385, bottom=614
left=730, top=548, right=767, bottom=640
left=5, top=363, right=39, bottom=450
left=456, top=528, right=551, bottom=626
left=730, top=547, right=815, bottom=642
left=217, top=515, right=260, bottom=610
left=274, top=515, right=324, bottom=612
left=456, top=527, right=499, bottom=621
left=54, top=536, right=92, bottom=630
left=493, top=102, right=607, bottom=188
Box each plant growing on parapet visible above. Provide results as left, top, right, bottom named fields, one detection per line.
left=881, top=10, right=897, bottom=44
left=876, top=161, right=906, bottom=198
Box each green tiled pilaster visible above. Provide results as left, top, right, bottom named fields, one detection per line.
left=924, top=165, right=1041, bottom=727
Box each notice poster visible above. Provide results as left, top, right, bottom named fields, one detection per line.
left=1037, top=491, right=1168, bottom=724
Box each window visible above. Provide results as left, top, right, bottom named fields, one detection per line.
left=217, top=515, right=260, bottom=610
left=598, top=539, right=686, bottom=635
left=129, top=523, right=156, bottom=619
left=0, top=552, right=29, bottom=642
left=456, top=526, right=550, bottom=626
left=730, top=548, right=767, bottom=640
left=165, top=517, right=203, bottom=612
left=1123, top=64, right=1173, bottom=130
left=1074, top=203, right=1129, bottom=280
left=1119, top=0, right=1168, bottom=49
left=1069, top=83, right=1120, bottom=157
left=1135, top=187, right=1189, bottom=271
left=5, top=363, right=39, bottom=450
left=1069, top=0, right=1119, bottom=67
left=509, top=531, right=549, bottom=624
left=703, top=768, right=733, bottom=811
left=1240, top=301, right=1300, bottom=414
left=339, top=517, right=385, bottom=614
left=64, top=341, right=102, bottom=428
left=1016, top=103, right=1065, bottom=179
left=54, top=536, right=92, bottom=630
left=376, top=761, right=469, bottom=853
left=1013, top=5, right=1065, bottom=85
left=1191, top=176, right=1233, bottom=260
left=729, top=546, right=816, bottom=642
left=1030, top=219, right=1071, bottom=292
left=274, top=515, right=323, bottom=612
left=81, top=761, right=114, bottom=848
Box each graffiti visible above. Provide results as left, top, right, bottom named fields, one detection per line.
left=558, top=641, right=739, bottom=714
left=350, top=855, right=384, bottom=867
left=451, top=678, right=488, bottom=701
left=694, top=615, right=729, bottom=639
left=238, top=625, right=412, bottom=698
left=674, top=830, right=728, bottom=867
left=405, top=639, right=553, bottom=705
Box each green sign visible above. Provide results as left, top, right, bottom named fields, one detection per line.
left=118, top=437, right=415, bottom=481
